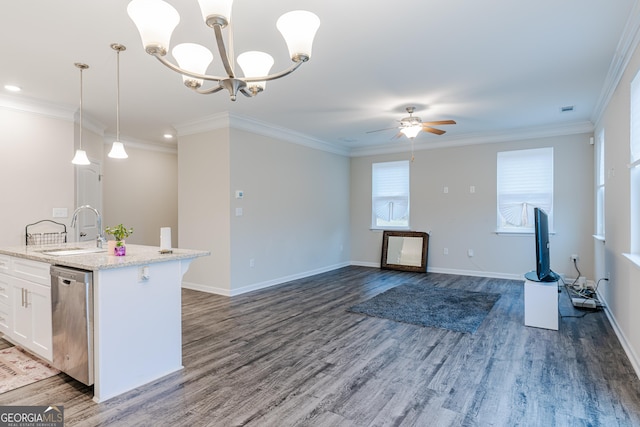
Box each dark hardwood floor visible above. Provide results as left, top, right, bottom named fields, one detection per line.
left=1, top=266, right=639, bottom=426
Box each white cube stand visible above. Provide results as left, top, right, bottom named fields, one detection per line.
left=524, top=279, right=559, bottom=330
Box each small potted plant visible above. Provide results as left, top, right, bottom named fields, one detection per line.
left=104, top=224, right=133, bottom=256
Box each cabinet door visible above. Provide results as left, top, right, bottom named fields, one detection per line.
left=10, top=277, right=52, bottom=361
left=11, top=278, right=31, bottom=348
left=28, top=281, right=52, bottom=361
left=0, top=273, right=11, bottom=334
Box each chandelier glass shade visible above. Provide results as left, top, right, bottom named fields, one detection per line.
left=127, top=0, right=320, bottom=101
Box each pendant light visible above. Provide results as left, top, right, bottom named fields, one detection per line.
left=108, top=43, right=128, bottom=159
left=72, top=63, right=91, bottom=165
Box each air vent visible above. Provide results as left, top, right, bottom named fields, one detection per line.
left=560, top=105, right=575, bottom=112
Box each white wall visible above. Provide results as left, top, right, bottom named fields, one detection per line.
left=0, top=108, right=75, bottom=246
left=102, top=144, right=178, bottom=247
left=178, top=126, right=351, bottom=296
left=594, top=39, right=640, bottom=374
left=229, top=128, right=350, bottom=293
left=178, top=128, right=232, bottom=294
left=350, top=133, right=594, bottom=280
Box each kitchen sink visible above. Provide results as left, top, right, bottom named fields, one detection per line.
left=39, top=247, right=107, bottom=256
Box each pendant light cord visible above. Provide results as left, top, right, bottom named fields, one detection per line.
left=80, top=67, right=84, bottom=149
left=116, top=48, right=120, bottom=142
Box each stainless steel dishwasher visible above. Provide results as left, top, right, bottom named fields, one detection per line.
left=50, top=265, right=94, bottom=386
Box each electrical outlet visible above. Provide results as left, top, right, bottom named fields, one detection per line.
left=443, top=248, right=448, bottom=255
left=570, top=254, right=579, bottom=261
left=138, top=266, right=150, bottom=282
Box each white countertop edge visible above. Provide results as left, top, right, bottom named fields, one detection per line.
left=0, top=242, right=210, bottom=271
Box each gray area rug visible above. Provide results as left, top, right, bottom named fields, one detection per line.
left=348, top=283, right=501, bottom=333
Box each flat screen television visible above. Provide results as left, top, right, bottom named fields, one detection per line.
left=525, top=207, right=560, bottom=282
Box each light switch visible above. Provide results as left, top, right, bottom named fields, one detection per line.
left=52, top=208, right=68, bottom=218
left=235, top=207, right=243, bottom=216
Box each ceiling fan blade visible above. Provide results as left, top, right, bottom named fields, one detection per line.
left=421, top=120, right=456, bottom=126
left=393, top=132, right=404, bottom=140
left=366, top=126, right=399, bottom=134
left=422, top=126, right=446, bottom=135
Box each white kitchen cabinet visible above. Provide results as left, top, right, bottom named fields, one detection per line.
left=11, top=276, right=52, bottom=360
left=1, top=256, right=52, bottom=362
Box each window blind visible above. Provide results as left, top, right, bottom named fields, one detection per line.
left=372, top=161, right=410, bottom=228
left=497, top=147, right=553, bottom=230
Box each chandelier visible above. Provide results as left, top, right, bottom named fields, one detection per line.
left=127, top=0, right=320, bottom=101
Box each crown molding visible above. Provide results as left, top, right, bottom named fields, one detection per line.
left=174, top=111, right=350, bottom=156
left=349, top=121, right=595, bottom=157
left=0, top=93, right=109, bottom=136
left=591, top=0, right=640, bottom=124
left=102, top=133, right=177, bottom=154
left=0, top=93, right=75, bottom=121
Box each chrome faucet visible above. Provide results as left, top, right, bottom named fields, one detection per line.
left=70, top=205, right=106, bottom=248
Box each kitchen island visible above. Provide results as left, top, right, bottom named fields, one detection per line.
left=0, top=242, right=209, bottom=402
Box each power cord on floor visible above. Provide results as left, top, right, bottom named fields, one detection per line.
left=559, top=259, right=609, bottom=317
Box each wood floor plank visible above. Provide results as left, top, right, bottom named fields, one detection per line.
left=1, top=266, right=640, bottom=426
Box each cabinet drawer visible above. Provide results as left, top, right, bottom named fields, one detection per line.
left=0, top=273, right=10, bottom=305
left=0, top=255, right=9, bottom=273
left=11, top=258, right=50, bottom=286
left=0, top=301, right=10, bottom=333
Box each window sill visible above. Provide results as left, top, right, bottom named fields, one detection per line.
left=593, top=234, right=605, bottom=242
left=370, top=227, right=410, bottom=232
left=495, top=229, right=556, bottom=236
left=623, top=253, right=640, bottom=270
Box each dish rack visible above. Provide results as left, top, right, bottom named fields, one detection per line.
left=25, top=220, right=67, bottom=245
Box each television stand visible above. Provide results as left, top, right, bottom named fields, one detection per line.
left=524, top=278, right=559, bottom=330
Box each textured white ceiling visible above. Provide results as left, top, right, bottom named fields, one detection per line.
left=0, top=0, right=637, bottom=154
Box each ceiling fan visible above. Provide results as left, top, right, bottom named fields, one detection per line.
left=367, top=107, right=456, bottom=139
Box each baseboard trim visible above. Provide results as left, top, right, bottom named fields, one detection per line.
left=425, top=267, right=524, bottom=281
left=183, top=262, right=351, bottom=296
left=598, top=292, right=640, bottom=380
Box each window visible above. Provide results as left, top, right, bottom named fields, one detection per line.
left=497, top=147, right=554, bottom=232
left=630, top=71, right=640, bottom=254
left=372, top=160, right=410, bottom=229
left=595, top=129, right=605, bottom=238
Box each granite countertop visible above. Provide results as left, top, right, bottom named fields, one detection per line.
left=0, top=242, right=210, bottom=271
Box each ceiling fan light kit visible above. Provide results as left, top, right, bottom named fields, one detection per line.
left=127, top=0, right=320, bottom=101
left=368, top=106, right=457, bottom=140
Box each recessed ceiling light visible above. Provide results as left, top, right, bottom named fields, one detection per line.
left=4, top=85, right=21, bottom=92
left=163, top=133, right=173, bottom=139
left=560, top=105, right=574, bottom=112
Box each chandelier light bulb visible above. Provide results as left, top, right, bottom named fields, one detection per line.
left=237, top=51, right=274, bottom=93
left=127, top=0, right=180, bottom=55
left=197, top=0, right=234, bottom=27
left=277, top=10, right=321, bottom=62
left=172, top=43, right=214, bottom=88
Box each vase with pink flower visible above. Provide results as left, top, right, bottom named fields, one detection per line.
left=104, top=224, right=133, bottom=256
